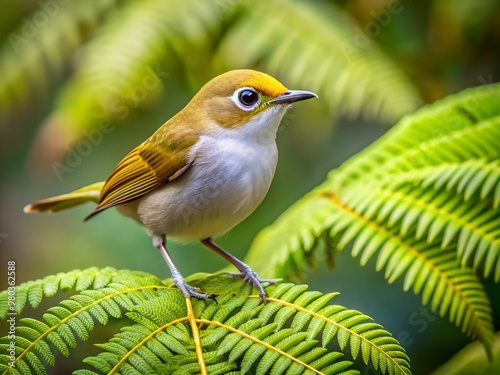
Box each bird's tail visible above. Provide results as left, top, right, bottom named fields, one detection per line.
left=24, top=182, right=105, bottom=213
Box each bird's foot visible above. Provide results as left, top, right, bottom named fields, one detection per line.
left=173, top=275, right=216, bottom=302
left=228, top=266, right=276, bottom=303
left=156, top=238, right=216, bottom=302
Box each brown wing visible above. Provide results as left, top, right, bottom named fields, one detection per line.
left=85, top=142, right=192, bottom=220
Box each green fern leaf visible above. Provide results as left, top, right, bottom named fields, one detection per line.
left=0, top=269, right=173, bottom=375
left=244, top=83, right=500, bottom=358
left=0, top=267, right=150, bottom=319
left=4, top=273, right=402, bottom=374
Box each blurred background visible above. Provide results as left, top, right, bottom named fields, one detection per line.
left=1, top=0, right=499, bottom=373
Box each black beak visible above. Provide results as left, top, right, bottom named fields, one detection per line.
left=269, top=90, right=318, bottom=105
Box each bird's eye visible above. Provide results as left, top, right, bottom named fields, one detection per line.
left=238, top=89, right=259, bottom=107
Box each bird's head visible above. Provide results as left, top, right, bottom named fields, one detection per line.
left=183, top=69, right=317, bottom=142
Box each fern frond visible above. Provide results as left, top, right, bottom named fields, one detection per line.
left=83, top=278, right=409, bottom=374
left=416, top=159, right=500, bottom=203
left=0, top=271, right=410, bottom=375
left=219, top=0, right=421, bottom=122
left=0, top=269, right=165, bottom=375
left=0, top=267, right=153, bottom=318
left=346, top=182, right=500, bottom=281
left=329, top=84, right=500, bottom=191
left=244, top=83, right=500, bottom=357
left=0, top=0, right=118, bottom=119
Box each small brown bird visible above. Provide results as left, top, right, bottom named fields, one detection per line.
left=25, top=70, right=317, bottom=301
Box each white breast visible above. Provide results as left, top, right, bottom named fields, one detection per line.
left=125, top=105, right=288, bottom=242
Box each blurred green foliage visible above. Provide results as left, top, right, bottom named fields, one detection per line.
left=1, top=0, right=499, bottom=373
left=431, top=333, right=500, bottom=375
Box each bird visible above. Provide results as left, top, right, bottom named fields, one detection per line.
left=24, top=69, right=318, bottom=302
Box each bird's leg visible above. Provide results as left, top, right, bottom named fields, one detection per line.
left=154, top=235, right=215, bottom=301
left=200, top=238, right=275, bottom=302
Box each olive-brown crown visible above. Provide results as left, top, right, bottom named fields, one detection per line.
left=182, top=69, right=289, bottom=129
left=194, top=69, right=288, bottom=100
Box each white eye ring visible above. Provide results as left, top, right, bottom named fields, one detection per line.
left=230, top=87, right=260, bottom=111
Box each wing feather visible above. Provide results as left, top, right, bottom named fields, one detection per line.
left=85, top=141, right=192, bottom=220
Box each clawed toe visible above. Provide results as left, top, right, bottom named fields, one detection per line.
left=180, top=283, right=217, bottom=301
left=227, top=268, right=275, bottom=303
left=198, top=239, right=277, bottom=304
